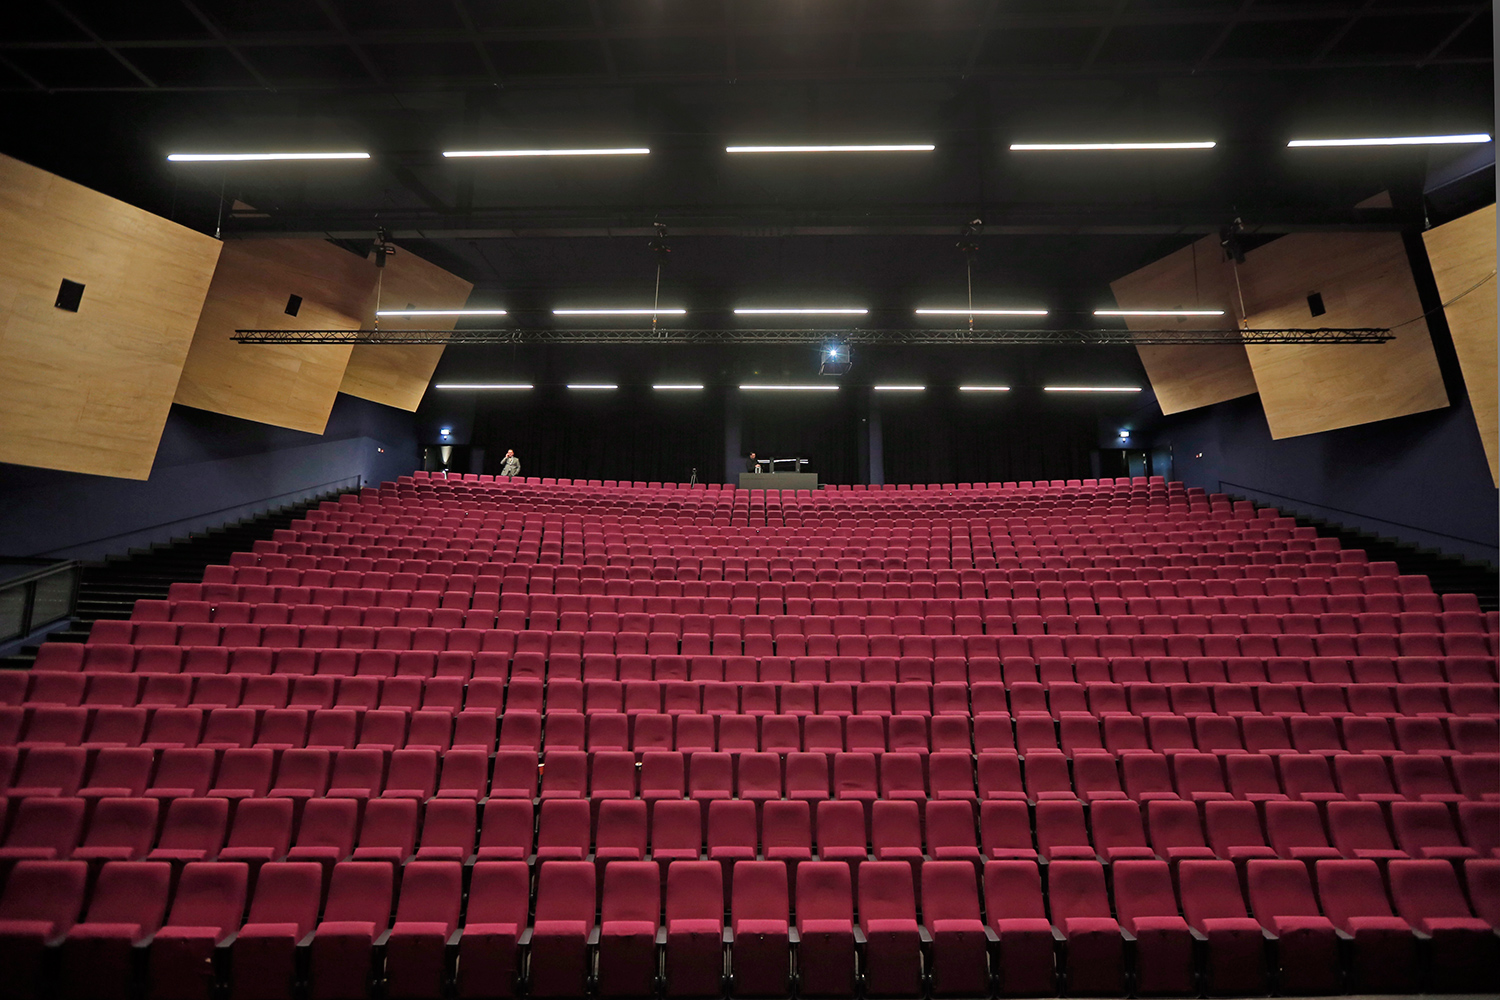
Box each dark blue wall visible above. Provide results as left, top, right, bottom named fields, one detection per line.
left=1146, top=393, right=1498, bottom=566
left=0, top=395, right=420, bottom=561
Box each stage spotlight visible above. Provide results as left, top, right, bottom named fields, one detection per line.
left=820, top=343, right=852, bottom=376
left=1119, top=429, right=1131, bottom=439
left=439, top=427, right=452, bottom=439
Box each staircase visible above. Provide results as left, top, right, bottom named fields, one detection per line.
left=1260, top=505, right=1499, bottom=612
left=1, top=490, right=353, bottom=669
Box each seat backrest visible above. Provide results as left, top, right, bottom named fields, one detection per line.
left=420, top=799, right=478, bottom=854
left=165, top=862, right=249, bottom=934
left=666, top=860, right=723, bottom=924
left=1388, top=859, right=1479, bottom=931
left=795, top=861, right=853, bottom=928
left=535, top=861, right=597, bottom=923
left=1246, top=859, right=1323, bottom=929
left=0, top=860, right=88, bottom=932
left=323, top=862, right=394, bottom=929
left=82, top=861, right=172, bottom=933
left=1178, top=860, right=1251, bottom=925
left=157, top=797, right=230, bottom=852
left=1326, top=801, right=1397, bottom=855
left=762, top=800, right=811, bottom=854
left=466, top=861, right=532, bottom=927
left=858, top=860, right=917, bottom=930
left=225, top=798, right=295, bottom=852
left=732, top=860, right=789, bottom=924
left=708, top=800, right=757, bottom=851
left=602, top=861, right=661, bottom=925
left=651, top=799, right=704, bottom=854
left=293, top=798, right=359, bottom=853
left=1314, top=859, right=1396, bottom=931
left=1112, top=860, right=1180, bottom=931
left=871, top=800, right=923, bottom=854
left=815, top=800, right=868, bottom=855
left=1147, top=799, right=1207, bottom=851
left=244, top=863, right=323, bottom=933
left=358, top=798, right=418, bottom=852
left=1464, top=859, right=1500, bottom=929
left=920, top=860, right=982, bottom=923
left=395, top=861, right=463, bottom=929
left=1046, top=860, right=1113, bottom=922
left=81, top=797, right=159, bottom=855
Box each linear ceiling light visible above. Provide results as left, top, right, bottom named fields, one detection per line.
left=1010, top=141, right=1215, bottom=151
left=733, top=307, right=868, bottom=315
left=567, top=383, right=618, bottom=390
left=1044, top=386, right=1142, bottom=392
left=739, top=384, right=840, bottom=391
left=1095, top=309, right=1225, bottom=317
left=377, top=309, right=508, bottom=317
left=553, top=308, right=687, bottom=316
left=443, top=148, right=650, bottom=157
left=652, top=384, right=706, bottom=390
left=958, top=385, right=1012, bottom=392
left=873, top=385, right=926, bottom=391
left=1288, top=133, right=1492, bottom=148
left=167, top=152, right=370, bottom=161
left=433, top=383, right=532, bottom=390
left=726, top=144, right=934, bottom=153
left=915, top=308, right=1049, bottom=316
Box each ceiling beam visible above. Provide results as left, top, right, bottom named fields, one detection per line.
left=312, top=0, right=387, bottom=85
left=46, top=0, right=157, bottom=88
left=0, top=53, right=1488, bottom=94
left=178, top=0, right=275, bottom=89
left=3, top=5, right=1489, bottom=50
left=220, top=202, right=1409, bottom=240
left=1194, top=0, right=1257, bottom=72
left=450, top=0, right=503, bottom=85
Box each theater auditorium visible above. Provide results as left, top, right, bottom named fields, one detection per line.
left=0, top=4, right=1497, bottom=1000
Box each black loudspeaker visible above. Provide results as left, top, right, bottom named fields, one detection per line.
left=1307, top=292, right=1326, bottom=317
left=55, top=279, right=85, bottom=312
left=285, top=294, right=302, bottom=317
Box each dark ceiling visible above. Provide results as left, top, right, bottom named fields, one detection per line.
left=1, top=0, right=1494, bottom=321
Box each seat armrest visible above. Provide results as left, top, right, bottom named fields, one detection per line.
left=374, top=930, right=392, bottom=947
left=587, top=926, right=600, bottom=946
left=918, top=926, right=933, bottom=944
left=983, top=927, right=1000, bottom=944
left=788, top=928, right=800, bottom=945
left=722, top=928, right=734, bottom=944
left=447, top=930, right=463, bottom=947
left=853, top=928, right=867, bottom=946
left=655, top=928, right=667, bottom=945
left=518, top=928, right=533, bottom=947
left=1051, top=926, right=1066, bottom=942
left=216, top=933, right=239, bottom=950
left=1120, top=928, right=1137, bottom=943
left=1187, top=927, right=1207, bottom=943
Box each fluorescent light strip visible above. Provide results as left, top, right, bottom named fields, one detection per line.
left=733, top=308, right=868, bottom=315
left=167, top=152, right=370, bottom=161
left=554, top=308, right=687, bottom=316
left=443, top=148, right=650, bottom=157
left=727, top=144, right=934, bottom=153
left=652, top=384, right=705, bottom=390
left=378, top=309, right=508, bottom=317
left=1095, top=309, right=1224, bottom=317
left=567, top=384, right=618, bottom=390
left=1288, top=133, right=1492, bottom=148
left=1044, top=386, right=1142, bottom=393
left=433, top=383, right=533, bottom=390
left=915, top=308, right=1049, bottom=316
left=1010, top=141, right=1215, bottom=151
left=873, top=385, right=926, bottom=391
left=739, top=385, right=840, bottom=391
left=958, top=386, right=1012, bottom=392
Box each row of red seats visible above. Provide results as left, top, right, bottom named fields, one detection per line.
left=6, top=741, right=1497, bottom=813
left=45, top=625, right=1500, bottom=664
left=13, top=667, right=1499, bottom=721
left=9, top=854, right=1494, bottom=999
left=5, top=791, right=1497, bottom=888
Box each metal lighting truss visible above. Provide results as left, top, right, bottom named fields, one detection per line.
left=231, top=327, right=1394, bottom=345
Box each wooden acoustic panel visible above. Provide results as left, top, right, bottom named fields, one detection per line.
left=1239, top=232, right=1449, bottom=439
left=176, top=239, right=373, bottom=433
left=1423, top=203, right=1498, bottom=483
left=0, top=153, right=223, bottom=479
left=339, top=246, right=474, bottom=411
left=1109, top=235, right=1259, bottom=415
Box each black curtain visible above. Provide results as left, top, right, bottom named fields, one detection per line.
left=740, top=391, right=861, bottom=485
left=469, top=386, right=724, bottom=482
left=881, top=389, right=1098, bottom=483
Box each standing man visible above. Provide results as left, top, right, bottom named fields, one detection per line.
left=499, top=449, right=521, bottom=478
left=746, top=452, right=760, bottom=473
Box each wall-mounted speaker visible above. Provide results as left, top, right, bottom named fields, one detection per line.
left=285, top=294, right=302, bottom=317
left=1307, top=292, right=1327, bottom=317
